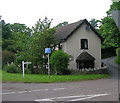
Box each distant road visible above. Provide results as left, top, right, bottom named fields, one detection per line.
left=2, top=57, right=119, bottom=102
left=102, top=56, right=119, bottom=79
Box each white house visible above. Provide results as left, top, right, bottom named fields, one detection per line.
left=54, top=19, right=103, bottom=70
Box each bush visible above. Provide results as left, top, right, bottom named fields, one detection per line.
left=2, top=50, right=16, bottom=69
left=50, top=50, right=69, bottom=75
left=115, top=48, right=120, bottom=64
left=5, top=63, right=20, bottom=73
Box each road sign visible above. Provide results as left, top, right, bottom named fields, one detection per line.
left=45, top=48, right=51, bottom=53
left=111, top=10, right=120, bottom=31
left=22, top=61, right=32, bottom=78
left=24, top=62, right=32, bottom=64
left=45, top=48, right=51, bottom=79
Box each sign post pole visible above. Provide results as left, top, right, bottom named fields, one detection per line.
left=22, top=61, right=24, bottom=78
left=22, top=61, right=32, bottom=78
left=45, top=48, right=51, bottom=79
left=48, top=53, right=50, bottom=79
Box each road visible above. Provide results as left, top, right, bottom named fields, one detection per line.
left=1, top=57, right=119, bottom=102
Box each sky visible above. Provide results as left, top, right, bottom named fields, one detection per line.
left=0, top=0, right=112, bottom=28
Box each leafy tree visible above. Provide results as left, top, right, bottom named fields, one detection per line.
left=10, top=23, right=32, bottom=36
left=56, top=21, right=68, bottom=27
left=28, top=17, right=57, bottom=73
left=50, top=50, right=69, bottom=75
left=1, top=20, right=13, bottom=50
left=16, top=17, right=57, bottom=74
left=99, top=1, right=120, bottom=48
left=89, top=19, right=101, bottom=31
left=7, top=23, right=32, bottom=53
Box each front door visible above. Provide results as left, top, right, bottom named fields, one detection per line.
left=77, top=60, right=94, bottom=69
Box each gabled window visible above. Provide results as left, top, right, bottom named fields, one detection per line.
left=81, top=39, right=88, bottom=49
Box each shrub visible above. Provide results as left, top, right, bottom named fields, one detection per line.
left=5, top=63, right=19, bottom=73
left=50, top=50, right=69, bottom=75
left=2, top=50, right=16, bottom=69
left=115, top=48, right=120, bottom=64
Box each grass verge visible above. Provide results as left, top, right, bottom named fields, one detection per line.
left=1, top=70, right=109, bottom=83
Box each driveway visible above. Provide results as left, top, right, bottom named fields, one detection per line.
left=102, top=56, right=119, bottom=79
left=1, top=57, right=119, bottom=102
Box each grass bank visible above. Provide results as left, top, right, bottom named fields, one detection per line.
left=1, top=70, right=109, bottom=83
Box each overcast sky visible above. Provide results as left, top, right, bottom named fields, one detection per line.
left=0, top=0, right=112, bottom=28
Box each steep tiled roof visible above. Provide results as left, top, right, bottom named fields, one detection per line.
left=54, top=19, right=103, bottom=42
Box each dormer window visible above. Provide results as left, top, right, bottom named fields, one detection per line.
left=81, top=39, right=88, bottom=49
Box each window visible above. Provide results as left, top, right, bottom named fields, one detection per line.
left=81, top=39, right=88, bottom=49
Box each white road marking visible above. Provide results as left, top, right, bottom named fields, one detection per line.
left=30, top=89, right=49, bottom=92
left=35, top=93, right=111, bottom=101
left=1, top=92, right=16, bottom=95
left=18, top=91, right=28, bottom=93
left=2, top=88, right=65, bottom=95
left=52, top=88, right=65, bottom=90
left=70, top=93, right=111, bottom=101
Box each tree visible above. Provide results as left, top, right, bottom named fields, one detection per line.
left=89, top=19, right=101, bottom=31
left=56, top=21, right=68, bottom=27
left=1, top=20, right=13, bottom=50
left=7, top=23, right=32, bottom=53
left=29, top=17, right=57, bottom=73
left=16, top=17, right=57, bottom=74
left=99, top=1, right=120, bottom=48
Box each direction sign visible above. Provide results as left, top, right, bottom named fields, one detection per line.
left=45, top=48, right=51, bottom=53
left=24, top=62, right=32, bottom=64
left=111, top=10, right=120, bottom=31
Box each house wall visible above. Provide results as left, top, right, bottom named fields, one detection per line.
left=62, top=23, right=101, bottom=70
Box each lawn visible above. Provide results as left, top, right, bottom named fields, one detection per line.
left=1, top=70, right=109, bottom=83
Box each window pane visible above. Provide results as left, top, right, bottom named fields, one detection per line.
left=81, top=39, right=88, bottom=49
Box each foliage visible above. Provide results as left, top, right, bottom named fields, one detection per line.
left=2, top=50, right=16, bottom=68
left=15, top=17, right=57, bottom=74
left=8, top=23, right=32, bottom=53
left=5, top=63, right=19, bottom=73
left=1, top=20, right=32, bottom=53
left=99, top=1, right=120, bottom=48
left=14, top=56, right=24, bottom=67
left=89, top=18, right=101, bottom=31
left=1, top=20, right=13, bottom=51
left=28, top=17, right=57, bottom=73
left=50, top=50, right=69, bottom=75
left=56, top=21, right=68, bottom=27
left=101, top=47, right=116, bottom=59
left=115, top=48, right=120, bottom=64
left=1, top=70, right=109, bottom=83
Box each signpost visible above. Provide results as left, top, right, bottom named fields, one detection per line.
left=45, top=48, right=51, bottom=79
left=22, top=61, right=32, bottom=78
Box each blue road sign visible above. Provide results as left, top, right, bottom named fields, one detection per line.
left=45, top=48, right=51, bottom=53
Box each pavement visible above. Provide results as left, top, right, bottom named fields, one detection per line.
left=1, top=57, right=120, bottom=102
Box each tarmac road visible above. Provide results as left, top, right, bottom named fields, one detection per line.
left=1, top=57, right=119, bottom=102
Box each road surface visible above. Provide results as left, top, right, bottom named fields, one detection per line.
left=1, top=57, right=119, bottom=102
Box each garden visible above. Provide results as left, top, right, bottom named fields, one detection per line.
left=2, top=2, right=120, bottom=83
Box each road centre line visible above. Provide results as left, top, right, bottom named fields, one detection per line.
left=35, top=93, right=111, bottom=101
left=1, top=88, right=65, bottom=95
